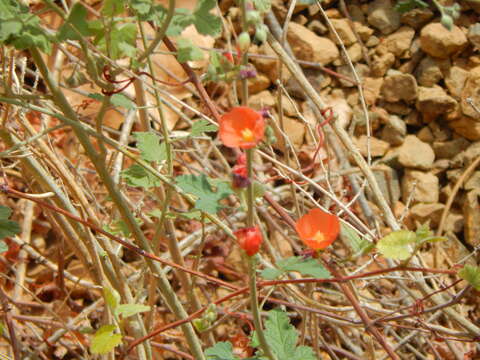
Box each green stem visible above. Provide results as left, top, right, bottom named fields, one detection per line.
left=240, top=0, right=249, bottom=105
left=246, top=148, right=255, bottom=226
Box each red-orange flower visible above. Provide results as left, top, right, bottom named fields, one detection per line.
left=219, top=107, right=265, bottom=149
left=234, top=226, right=263, bottom=256
left=295, top=208, right=340, bottom=250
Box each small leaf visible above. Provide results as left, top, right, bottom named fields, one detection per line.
left=102, top=0, right=125, bottom=16
left=176, top=174, right=233, bottom=214
left=57, top=3, right=93, bottom=41
left=190, top=119, right=218, bottom=137
left=0, top=205, right=20, bottom=240
left=458, top=265, right=480, bottom=291
left=341, top=223, right=374, bottom=258
left=261, top=256, right=330, bottom=280
left=110, top=93, right=136, bottom=109
left=133, top=132, right=167, bottom=163
left=376, top=230, right=417, bottom=260
left=394, top=0, right=428, bottom=13
left=122, top=164, right=161, bottom=188
left=115, top=304, right=151, bottom=318
left=90, top=324, right=122, bottom=354
left=0, top=241, right=8, bottom=253
left=204, top=341, right=239, bottom=360
left=177, top=38, right=204, bottom=63
left=103, top=287, right=120, bottom=312
left=192, top=0, right=222, bottom=37
left=252, top=0, right=272, bottom=12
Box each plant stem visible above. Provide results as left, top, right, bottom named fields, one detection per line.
left=246, top=148, right=255, bottom=226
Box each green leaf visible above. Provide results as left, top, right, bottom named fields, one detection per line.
left=261, top=256, right=330, bottom=280
left=110, top=93, right=136, bottom=109
left=129, top=0, right=153, bottom=15
left=0, top=241, right=8, bottom=253
left=133, top=132, right=167, bottom=163
left=122, top=164, right=161, bottom=188
left=94, top=22, right=137, bottom=59
left=102, top=0, right=126, bottom=16
left=458, top=265, right=480, bottom=291
left=57, top=3, right=94, bottom=41
left=394, top=0, right=428, bottom=13
left=341, top=223, right=374, bottom=258
left=177, top=38, right=204, bottom=63
left=90, top=324, right=122, bottom=354
left=103, top=287, right=120, bottom=312
left=252, top=309, right=315, bottom=360
left=176, top=174, right=233, bottom=214
left=252, top=0, right=272, bottom=12
left=376, top=230, right=417, bottom=260
left=115, top=304, right=151, bottom=318
left=190, top=119, right=218, bottom=137
left=205, top=341, right=239, bottom=360
left=192, top=0, right=222, bottom=37
left=0, top=205, right=20, bottom=240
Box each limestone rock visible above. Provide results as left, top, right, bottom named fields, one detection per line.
left=371, top=52, right=395, bottom=77
left=401, top=8, right=434, bottom=29
left=354, top=22, right=374, bottom=42
left=433, top=138, right=470, bottom=159
left=398, top=135, right=435, bottom=170
left=415, top=57, right=449, bottom=87
left=287, top=22, right=339, bottom=65
left=273, top=116, right=305, bottom=151
left=363, top=77, right=383, bottom=106
left=329, top=19, right=357, bottom=46
left=445, top=66, right=469, bottom=99
left=377, top=26, right=415, bottom=57
left=416, top=86, right=458, bottom=121
left=285, top=69, right=331, bottom=100
left=465, top=171, right=480, bottom=191
left=354, top=135, right=390, bottom=157
left=252, top=44, right=291, bottom=83
left=249, top=90, right=275, bottom=110
left=367, top=0, right=401, bottom=35
left=463, top=190, right=480, bottom=247
left=460, top=68, right=480, bottom=120
left=244, top=73, right=270, bottom=94
left=381, top=115, right=406, bottom=146
left=402, top=170, right=439, bottom=203
left=451, top=142, right=480, bottom=167
left=381, top=73, right=418, bottom=102
left=417, top=126, right=435, bottom=143
left=307, top=20, right=328, bottom=35
left=347, top=43, right=363, bottom=62
left=448, top=116, right=480, bottom=141
left=409, top=203, right=445, bottom=227
left=468, top=23, right=480, bottom=48
left=443, top=211, right=464, bottom=234
left=420, top=23, right=468, bottom=59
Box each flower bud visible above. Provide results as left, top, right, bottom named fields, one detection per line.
left=246, top=10, right=261, bottom=25
left=237, top=32, right=251, bottom=53
left=234, top=226, right=263, bottom=256
left=254, top=24, right=267, bottom=44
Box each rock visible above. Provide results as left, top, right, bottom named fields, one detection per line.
left=417, top=126, right=435, bottom=143
left=337, top=63, right=369, bottom=87
left=349, top=5, right=365, bottom=23
left=398, top=135, right=435, bottom=170
left=460, top=68, right=480, bottom=120
left=371, top=52, right=395, bottom=77
left=367, top=0, right=401, bottom=35
left=416, top=86, right=458, bottom=121
left=401, top=8, right=434, bottom=29
left=354, top=22, right=374, bottom=42
left=381, top=115, right=406, bottom=146
left=285, top=69, right=331, bottom=100
left=443, top=211, right=464, bottom=234
left=363, top=77, right=384, bottom=106
left=451, top=142, right=480, bottom=167
left=365, top=35, right=380, bottom=47
left=448, top=116, right=480, bottom=140
left=329, top=19, right=357, bottom=46
left=463, top=190, right=480, bottom=247
left=244, top=73, right=270, bottom=94
left=373, top=164, right=401, bottom=205
left=249, top=90, right=275, bottom=110
left=325, top=91, right=353, bottom=129
left=404, top=110, right=421, bottom=126
left=381, top=73, right=418, bottom=102
left=307, top=20, right=328, bottom=35
left=287, top=23, right=339, bottom=65
left=402, top=170, right=439, bottom=203
left=382, top=101, right=412, bottom=116
left=377, top=26, right=415, bottom=57
left=465, top=171, right=480, bottom=191
left=468, top=23, right=480, bottom=48
left=415, top=57, right=448, bottom=87
left=445, top=66, right=469, bottom=99
left=409, top=203, right=445, bottom=227
left=294, top=14, right=308, bottom=26
left=354, top=135, right=390, bottom=157
left=420, top=23, right=468, bottom=59
left=273, top=116, right=305, bottom=152
left=347, top=43, right=363, bottom=62
left=252, top=44, right=291, bottom=84
left=433, top=138, right=470, bottom=159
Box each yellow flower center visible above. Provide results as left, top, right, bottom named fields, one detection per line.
left=241, top=128, right=254, bottom=142
left=310, top=231, right=325, bottom=244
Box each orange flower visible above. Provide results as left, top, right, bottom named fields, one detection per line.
left=234, top=226, right=263, bottom=256
left=219, top=107, right=265, bottom=149
left=295, top=208, right=340, bottom=250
